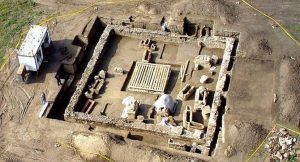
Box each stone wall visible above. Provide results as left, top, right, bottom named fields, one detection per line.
left=112, top=25, right=197, bottom=43
left=64, top=24, right=236, bottom=156
left=64, top=26, right=114, bottom=121
left=203, top=37, right=235, bottom=155
left=72, top=111, right=205, bottom=141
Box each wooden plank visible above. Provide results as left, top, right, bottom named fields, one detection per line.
left=181, top=60, right=189, bottom=82
left=149, top=65, right=158, bottom=90
left=133, top=62, right=145, bottom=88
left=140, top=64, right=149, bottom=89
left=157, top=65, right=165, bottom=91
left=146, top=65, right=154, bottom=89
left=154, top=64, right=162, bottom=91
left=161, top=66, right=169, bottom=91
left=159, top=43, right=166, bottom=59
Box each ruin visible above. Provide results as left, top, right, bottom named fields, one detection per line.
left=44, top=16, right=238, bottom=157
left=2, top=0, right=299, bottom=161
left=127, top=62, right=171, bottom=94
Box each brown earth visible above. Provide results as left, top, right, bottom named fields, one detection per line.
left=0, top=0, right=300, bottom=161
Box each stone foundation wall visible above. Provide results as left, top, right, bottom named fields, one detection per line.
left=72, top=111, right=206, bottom=142
left=113, top=25, right=197, bottom=43
left=64, top=24, right=236, bottom=156
left=203, top=38, right=235, bottom=155
left=64, top=26, right=114, bottom=120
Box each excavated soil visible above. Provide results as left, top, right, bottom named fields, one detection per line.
left=277, top=58, right=300, bottom=127
left=0, top=0, right=300, bottom=161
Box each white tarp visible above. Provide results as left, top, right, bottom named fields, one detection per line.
left=121, top=96, right=136, bottom=119
left=122, top=96, right=136, bottom=107
left=154, top=94, right=176, bottom=113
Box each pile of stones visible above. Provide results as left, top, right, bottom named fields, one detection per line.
left=264, top=128, right=300, bottom=161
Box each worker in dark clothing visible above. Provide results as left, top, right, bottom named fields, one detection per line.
left=41, top=92, right=47, bottom=105
left=55, top=74, right=62, bottom=86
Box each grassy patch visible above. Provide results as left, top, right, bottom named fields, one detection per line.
left=287, top=24, right=300, bottom=41
left=0, top=0, right=42, bottom=65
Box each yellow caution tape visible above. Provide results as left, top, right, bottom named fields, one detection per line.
left=245, top=123, right=300, bottom=162
left=276, top=123, right=300, bottom=135
left=0, top=0, right=142, bottom=71
left=245, top=125, right=274, bottom=162
left=241, top=0, right=300, bottom=47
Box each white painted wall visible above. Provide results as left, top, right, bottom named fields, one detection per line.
left=18, top=56, right=37, bottom=71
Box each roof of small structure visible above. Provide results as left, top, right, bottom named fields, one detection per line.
left=18, top=25, right=47, bottom=57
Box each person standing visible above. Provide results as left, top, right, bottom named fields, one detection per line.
left=55, top=74, right=62, bottom=86
left=41, top=92, right=47, bottom=105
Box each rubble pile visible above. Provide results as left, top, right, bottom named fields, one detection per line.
left=264, top=128, right=300, bottom=161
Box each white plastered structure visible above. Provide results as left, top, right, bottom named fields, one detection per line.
left=17, top=25, right=51, bottom=71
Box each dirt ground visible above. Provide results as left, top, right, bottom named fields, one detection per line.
left=83, top=35, right=222, bottom=126
left=1, top=0, right=300, bottom=161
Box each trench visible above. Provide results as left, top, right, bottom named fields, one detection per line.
left=73, top=33, right=115, bottom=112
left=227, top=40, right=239, bottom=71
left=209, top=96, right=226, bottom=156
left=222, top=74, right=231, bottom=91
left=208, top=40, right=238, bottom=155
left=47, top=21, right=106, bottom=120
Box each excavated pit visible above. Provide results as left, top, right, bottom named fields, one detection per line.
left=47, top=18, right=106, bottom=119
left=45, top=16, right=238, bottom=157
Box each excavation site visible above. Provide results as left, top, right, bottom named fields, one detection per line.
left=0, top=0, right=299, bottom=162
left=43, top=16, right=237, bottom=157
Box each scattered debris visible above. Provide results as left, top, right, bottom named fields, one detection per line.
left=259, top=39, right=272, bottom=55
left=271, top=23, right=279, bottom=29
left=136, top=115, right=144, bottom=122
left=200, top=75, right=209, bottom=84
left=114, top=67, right=124, bottom=75
left=211, top=55, right=219, bottom=65
left=84, top=72, right=105, bottom=99
left=209, top=66, right=216, bottom=75
left=224, top=145, right=236, bottom=157
left=265, top=128, right=300, bottom=161
left=54, top=143, right=61, bottom=148
left=99, top=70, right=106, bottom=79
left=150, top=43, right=157, bottom=51
left=289, top=56, right=296, bottom=60
left=274, top=93, right=277, bottom=103
left=193, top=55, right=211, bottom=70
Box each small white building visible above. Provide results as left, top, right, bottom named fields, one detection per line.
left=17, top=25, right=51, bottom=72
